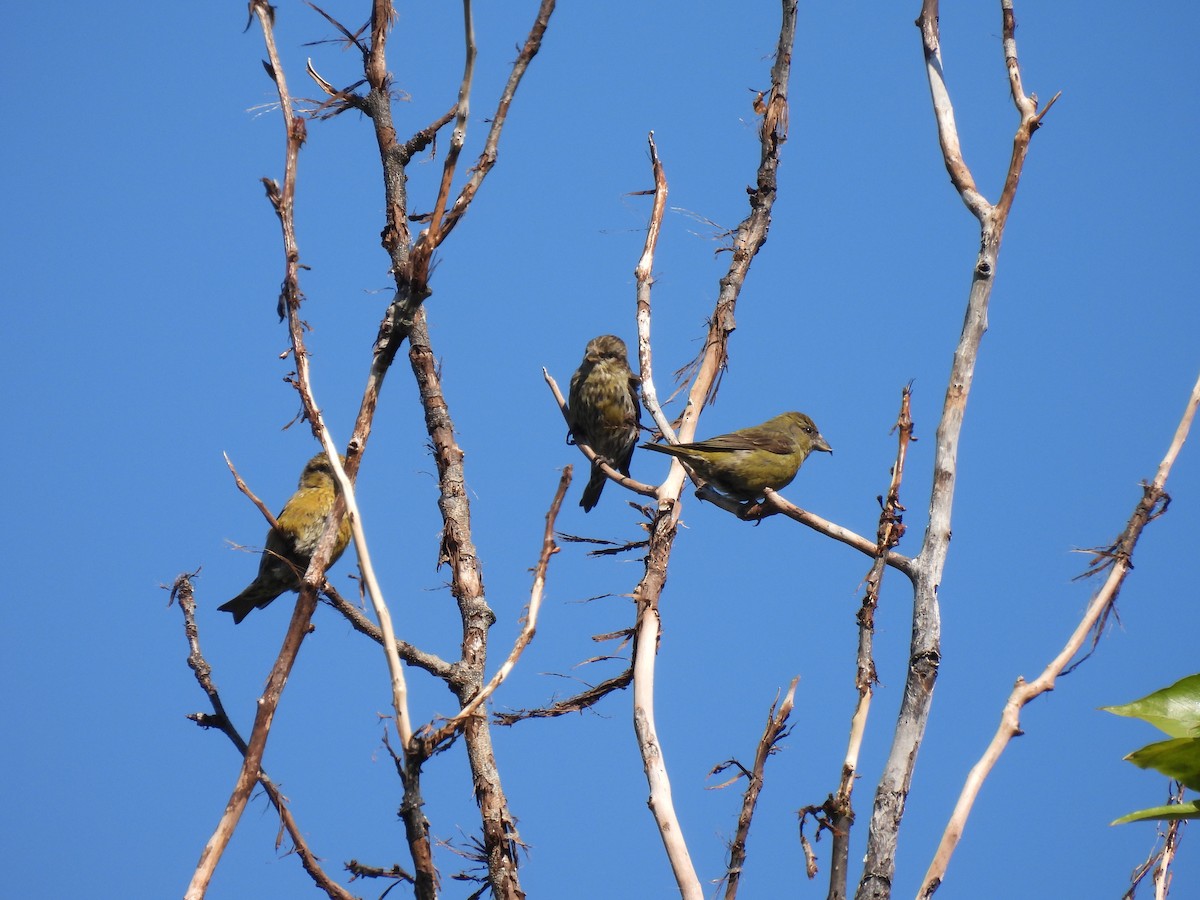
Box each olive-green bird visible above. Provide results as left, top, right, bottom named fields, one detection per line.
left=640, top=412, right=832, bottom=501
left=567, top=334, right=641, bottom=512
left=219, top=452, right=353, bottom=624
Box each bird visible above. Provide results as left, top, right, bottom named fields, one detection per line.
left=567, top=334, right=642, bottom=512
left=219, top=452, right=352, bottom=624
left=640, top=411, right=832, bottom=501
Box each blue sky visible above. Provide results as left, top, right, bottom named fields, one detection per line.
left=3, top=2, right=1198, bottom=898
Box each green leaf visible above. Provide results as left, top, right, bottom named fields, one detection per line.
left=1112, top=799, right=1200, bottom=825
left=1125, top=737, right=1200, bottom=791
left=1101, top=673, right=1200, bottom=738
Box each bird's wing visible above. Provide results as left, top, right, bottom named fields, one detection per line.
left=685, top=428, right=792, bottom=455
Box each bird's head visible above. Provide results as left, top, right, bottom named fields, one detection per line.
left=780, top=411, right=833, bottom=455
left=584, top=334, right=630, bottom=364
left=298, top=452, right=346, bottom=489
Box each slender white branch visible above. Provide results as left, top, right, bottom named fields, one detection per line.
left=764, top=490, right=914, bottom=578
left=918, top=369, right=1200, bottom=898
left=917, top=0, right=988, bottom=217
left=320, top=440, right=413, bottom=751
left=634, top=132, right=680, bottom=448
left=628, top=132, right=701, bottom=898
left=633, top=602, right=702, bottom=899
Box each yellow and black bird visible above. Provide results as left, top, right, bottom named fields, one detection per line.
left=641, top=412, right=831, bottom=501
left=567, top=335, right=641, bottom=511
left=219, top=453, right=352, bottom=623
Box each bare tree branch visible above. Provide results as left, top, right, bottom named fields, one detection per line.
left=605, top=129, right=703, bottom=897
left=854, top=5, right=1060, bottom=897
left=758, top=491, right=913, bottom=578
left=192, top=2, right=559, bottom=894
left=1121, top=782, right=1184, bottom=900
left=223, top=453, right=282, bottom=533
left=423, top=468, right=573, bottom=746
left=918, top=372, right=1199, bottom=898
left=826, top=387, right=914, bottom=899
left=186, top=4, right=345, bottom=892
left=321, top=585, right=454, bottom=679
left=170, top=574, right=358, bottom=900
left=493, top=668, right=635, bottom=725
left=625, top=5, right=799, bottom=896
left=718, top=678, right=800, bottom=900
left=346, top=859, right=415, bottom=889
left=634, top=132, right=679, bottom=447
left=418, top=0, right=477, bottom=263
left=407, top=311, right=525, bottom=898
left=420, top=0, right=558, bottom=260
left=319, top=449, right=416, bottom=754
left=346, top=0, right=556, bottom=493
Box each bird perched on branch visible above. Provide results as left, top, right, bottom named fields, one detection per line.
left=219, top=452, right=352, bottom=624
left=641, top=412, right=832, bottom=501
left=567, top=334, right=641, bottom=512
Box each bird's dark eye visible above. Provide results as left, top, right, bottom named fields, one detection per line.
left=803, top=426, right=813, bottom=434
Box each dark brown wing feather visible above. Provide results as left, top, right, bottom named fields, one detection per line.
left=680, top=426, right=793, bottom=455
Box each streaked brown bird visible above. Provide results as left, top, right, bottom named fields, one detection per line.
left=567, top=334, right=641, bottom=511
left=219, top=452, right=352, bottom=624
left=640, top=411, right=832, bottom=501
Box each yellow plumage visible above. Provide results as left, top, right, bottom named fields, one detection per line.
left=219, top=453, right=352, bottom=623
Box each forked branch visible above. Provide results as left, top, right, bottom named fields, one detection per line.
left=422, top=468, right=573, bottom=747
left=855, top=4, right=1059, bottom=897
left=186, top=5, right=346, bottom=893
left=170, top=574, right=356, bottom=900
left=628, top=5, right=800, bottom=897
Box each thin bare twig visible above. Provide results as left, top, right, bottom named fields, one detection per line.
left=321, top=585, right=454, bottom=679
left=223, top=453, right=282, bottom=533
left=346, top=859, right=415, bottom=887
left=634, top=132, right=679, bottom=447
left=420, top=0, right=558, bottom=260
left=827, top=387, right=913, bottom=899
left=918, top=372, right=1199, bottom=898
left=760, top=491, right=913, bottom=578
left=404, top=106, right=457, bottom=160
left=718, top=678, right=800, bottom=900
left=1122, top=782, right=1186, bottom=900
left=171, top=574, right=357, bottom=900
left=319, top=448, right=415, bottom=755
left=492, top=667, right=635, bottom=725
left=423, top=468, right=572, bottom=745
left=418, top=0, right=476, bottom=262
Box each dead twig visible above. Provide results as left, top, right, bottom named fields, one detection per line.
left=170, top=574, right=357, bottom=900
left=716, top=678, right=800, bottom=900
